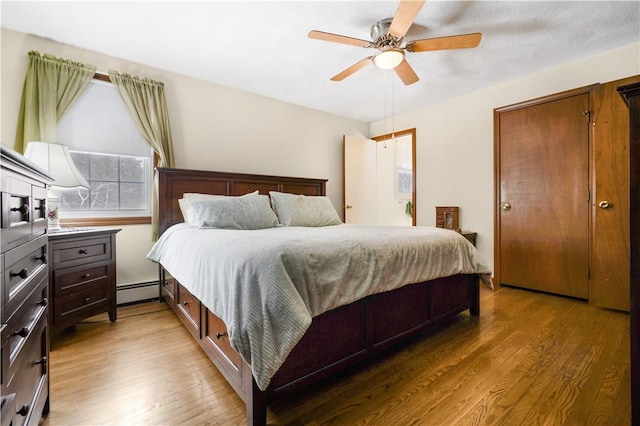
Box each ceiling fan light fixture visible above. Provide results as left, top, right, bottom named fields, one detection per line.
left=373, top=47, right=404, bottom=70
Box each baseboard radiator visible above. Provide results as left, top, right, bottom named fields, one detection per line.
left=116, top=281, right=159, bottom=305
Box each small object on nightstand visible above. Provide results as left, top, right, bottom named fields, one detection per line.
left=49, top=228, right=121, bottom=332
left=436, top=206, right=459, bottom=231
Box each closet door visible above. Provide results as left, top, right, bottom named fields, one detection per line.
left=591, top=75, right=640, bottom=311
left=495, top=89, right=591, bottom=298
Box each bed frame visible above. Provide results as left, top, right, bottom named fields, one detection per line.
left=156, top=167, right=480, bottom=425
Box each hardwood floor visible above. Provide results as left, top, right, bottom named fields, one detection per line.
left=42, top=286, right=630, bottom=425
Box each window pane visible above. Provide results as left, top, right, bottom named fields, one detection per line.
left=59, top=188, right=91, bottom=210
left=120, top=156, right=145, bottom=183
left=70, top=152, right=90, bottom=177
left=120, top=183, right=146, bottom=209
left=90, top=154, right=119, bottom=181
left=90, top=182, right=119, bottom=209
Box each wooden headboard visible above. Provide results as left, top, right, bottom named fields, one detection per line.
left=156, top=167, right=327, bottom=236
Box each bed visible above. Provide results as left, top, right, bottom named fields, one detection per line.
left=149, top=167, right=491, bottom=425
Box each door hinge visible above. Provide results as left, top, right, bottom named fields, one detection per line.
left=588, top=268, right=591, bottom=279
left=587, top=189, right=590, bottom=202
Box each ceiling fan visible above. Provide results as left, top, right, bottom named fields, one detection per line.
left=308, top=0, right=482, bottom=85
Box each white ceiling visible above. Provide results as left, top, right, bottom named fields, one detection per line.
left=2, top=1, right=639, bottom=123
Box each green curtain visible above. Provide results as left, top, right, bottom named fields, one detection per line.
left=15, top=51, right=96, bottom=153
left=108, top=70, right=176, bottom=240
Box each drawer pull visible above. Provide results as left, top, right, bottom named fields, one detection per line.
left=84, top=297, right=91, bottom=304
left=215, top=332, right=228, bottom=339
left=33, top=356, right=48, bottom=366
left=10, top=268, right=29, bottom=279
left=38, top=297, right=48, bottom=307
left=11, top=204, right=30, bottom=215
left=17, top=404, right=29, bottom=417
left=81, top=273, right=92, bottom=279
left=182, top=300, right=190, bottom=306
left=79, top=249, right=89, bottom=255
left=12, top=327, right=30, bottom=338
left=35, top=253, right=48, bottom=264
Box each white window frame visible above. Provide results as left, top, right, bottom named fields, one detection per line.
left=56, top=77, right=153, bottom=222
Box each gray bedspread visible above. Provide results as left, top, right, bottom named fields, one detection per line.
left=147, top=223, right=492, bottom=390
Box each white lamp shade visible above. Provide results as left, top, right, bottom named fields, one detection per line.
left=373, top=48, right=405, bottom=70
left=24, top=142, right=89, bottom=189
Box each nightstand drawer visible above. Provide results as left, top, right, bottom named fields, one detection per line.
left=2, top=235, right=48, bottom=322
left=52, top=236, right=112, bottom=269
left=54, top=265, right=109, bottom=297
left=54, top=279, right=110, bottom=329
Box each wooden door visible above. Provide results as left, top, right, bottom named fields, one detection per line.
left=496, top=89, right=591, bottom=298
left=591, top=75, right=640, bottom=311
left=343, top=135, right=377, bottom=224
left=617, top=80, right=640, bottom=426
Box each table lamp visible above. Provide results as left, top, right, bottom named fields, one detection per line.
left=24, top=141, right=89, bottom=229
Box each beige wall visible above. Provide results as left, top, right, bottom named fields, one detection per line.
left=371, top=42, right=640, bottom=271
left=1, top=28, right=369, bottom=288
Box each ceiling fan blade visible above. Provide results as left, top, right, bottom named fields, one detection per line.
left=331, top=57, right=373, bottom=81
left=407, top=32, right=482, bottom=52
left=388, top=0, right=427, bottom=38
left=394, top=59, right=420, bottom=85
left=308, top=30, right=372, bottom=48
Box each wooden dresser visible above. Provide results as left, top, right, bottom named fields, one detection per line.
left=1, top=146, right=53, bottom=426
left=48, top=228, right=120, bottom=332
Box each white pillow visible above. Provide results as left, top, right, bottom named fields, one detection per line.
left=188, top=194, right=279, bottom=230
left=269, top=191, right=342, bottom=227
left=179, top=191, right=259, bottom=226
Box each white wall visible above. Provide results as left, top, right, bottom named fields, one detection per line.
left=1, top=28, right=369, bottom=291
left=371, top=42, right=640, bottom=272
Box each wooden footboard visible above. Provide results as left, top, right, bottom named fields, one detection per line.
left=160, top=269, right=479, bottom=425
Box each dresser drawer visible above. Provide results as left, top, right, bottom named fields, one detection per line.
left=1, top=392, right=16, bottom=426
left=2, top=235, right=48, bottom=323
left=52, top=236, right=112, bottom=269
left=53, top=279, right=110, bottom=330
left=176, top=283, right=201, bottom=339
left=2, top=311, right=48, bottom=426
left=2, top=278, right=48, bottom=376
left=0, top=177, right=47, bottom=253
left=54, top=264, right=109, bottom=297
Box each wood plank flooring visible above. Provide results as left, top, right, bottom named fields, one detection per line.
left=42, top=286, right=630, bottom=425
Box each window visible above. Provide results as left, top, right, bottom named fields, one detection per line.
left=56, top=78, right=153, bottom=222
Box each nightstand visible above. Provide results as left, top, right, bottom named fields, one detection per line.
left=461, top=231, right=477, bottom=247
left=48, top=228, right=120, bottom=332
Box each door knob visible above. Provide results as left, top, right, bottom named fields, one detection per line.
left=501, top=203, right=511, bottom=211
left=345, top=204, right=353, bottom=209
left=598, top=200, right=611, bottom=209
